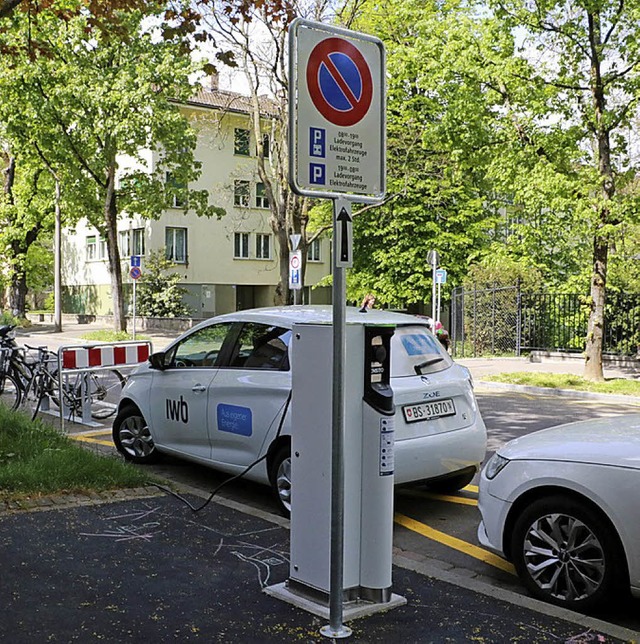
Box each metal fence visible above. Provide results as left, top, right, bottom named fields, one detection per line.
left=451, top=286, right=640, bottom=358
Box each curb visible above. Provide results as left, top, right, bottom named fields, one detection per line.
left=477, top=380, right=640, bottom=405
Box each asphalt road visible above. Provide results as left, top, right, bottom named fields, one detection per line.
left=63, top=386, right=640, bottom=635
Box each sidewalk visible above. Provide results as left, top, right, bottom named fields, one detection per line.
left=457, top=356, right=636, bottom=381
left=14, top=320, right=177, bottom=353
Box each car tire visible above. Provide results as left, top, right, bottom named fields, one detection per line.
left=112, top=405, right=160, bottom=464
left=510, top=495, right=625, bottom=611
left=425, top=469, right=476, bottom=494
left=269, top=445, right=291, bottom=518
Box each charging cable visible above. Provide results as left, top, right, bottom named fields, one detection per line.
left=153, top=390, right=292, bottom=513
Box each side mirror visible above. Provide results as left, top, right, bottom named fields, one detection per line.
left=148, top=352, right=167, bottom=371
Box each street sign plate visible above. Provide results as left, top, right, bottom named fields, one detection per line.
left=289, top=250, right=303, bottom=290
left=289, top=18, right=386, bottom=202
left=435, top=269, right=447, bottom=284
left=130, top=266, right=142, bottom=280
left=131, top=255, right=141, bottom=268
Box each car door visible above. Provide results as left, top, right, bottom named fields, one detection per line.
left=208, top=322, right=292, bottom=467
left=149, top=322, right=234, bottom=460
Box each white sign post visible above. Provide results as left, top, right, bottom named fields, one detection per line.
left=435, top=268, right=447, bottom=323
left=289, top=249, right=303, bottom=305
left=288, top=18, right=386, bottom=639
left=130, top=260, right=142, bottom=340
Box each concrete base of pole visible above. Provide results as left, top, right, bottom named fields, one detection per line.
left=264, top=582, right=406, bottom=622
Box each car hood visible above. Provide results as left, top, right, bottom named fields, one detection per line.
left=498, top=413, right=640, bottom=470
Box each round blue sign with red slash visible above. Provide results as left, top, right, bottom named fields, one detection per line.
left=130, top=266, right=142, bottom=280
left=306, top=38, right=373, bottom=127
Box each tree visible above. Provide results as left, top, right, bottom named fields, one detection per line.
left=1, top=5, right=219, bottom=330
left=0, top=144, right=54, bottom=316
left=484, top=0, right=640, bottom=380
left=348, top=0, right=510, bottom=309
left=136, top=249, right=190, bottom=318
left=201, top=2, right=336, bottom=305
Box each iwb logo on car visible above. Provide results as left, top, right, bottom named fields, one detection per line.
left=217, top=404, right=252, bottom=436
left=166, top=396, right=189, bottom=423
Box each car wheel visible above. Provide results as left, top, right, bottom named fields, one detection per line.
left=425, top=469, right=476, bottom=494
left=510, top=495, right=625, bottom=611
left=269, top=445, right=291, bottom=518
left=112, top=405, right=160, bottom=464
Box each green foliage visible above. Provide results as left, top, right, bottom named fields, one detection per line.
left=464, top=253, right=544, bottom=291
left=136, top=248, right=190, bottom=318
left=0, top=407, right=152, bottom=498
left=0, top=311, right=22, bottom=326
left=348, top=0, right=512, bottom=308
left=0, top=3, right=220, bottom=327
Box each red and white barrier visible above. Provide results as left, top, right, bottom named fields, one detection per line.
left=60, top=342, right=151, bottom=370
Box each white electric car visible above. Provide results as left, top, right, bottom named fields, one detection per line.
left=478, top=414, right=640, bottom=612
left=113, top=306, right=486, bottom=515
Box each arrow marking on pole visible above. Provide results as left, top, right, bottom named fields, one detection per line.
left=337, top=207, right=352, bottom=262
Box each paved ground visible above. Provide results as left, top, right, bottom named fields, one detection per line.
left=1, top=490, right=637, bottom=642
left=3, top=320, right=639, bottom=641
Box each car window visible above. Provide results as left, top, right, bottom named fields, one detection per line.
left=391, top=325, right=453, bottom=377
left=227, top=323, right=291, bottom=371
left=167, top=323, right=234, bottom=368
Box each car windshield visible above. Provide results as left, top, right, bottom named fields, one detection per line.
left=391, top=325, right=453, bottom=377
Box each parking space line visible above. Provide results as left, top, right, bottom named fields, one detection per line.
left=400, top=489, right=478, bottom=506
left=70, top=434, right=113, bottom=447
left=394, top=512, right=515, bottom=575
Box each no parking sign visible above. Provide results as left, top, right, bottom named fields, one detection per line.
left=289, top=19, right=386, bottom=202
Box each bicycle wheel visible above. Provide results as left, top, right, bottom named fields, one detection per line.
left=29, top=372, right=48, bottom=421
left=0, top=373, right=21, bottom=411
left=88, top=370, right=126, bottom=419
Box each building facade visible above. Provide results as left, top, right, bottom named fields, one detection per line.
left=61, top=84, right=331, bottom=319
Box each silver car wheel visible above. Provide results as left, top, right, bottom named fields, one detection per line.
left=119, top=414, right=155, bottom=459
left=522, top=512, right=606, bottom=603
left=276, top=456, right=292, bottom=513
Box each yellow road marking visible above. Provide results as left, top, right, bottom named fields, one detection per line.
left=70, top=434, right=113, bottom=447
left=394, top=512, right=515, bottom=575
left=402, top=489, right=478, bottom=506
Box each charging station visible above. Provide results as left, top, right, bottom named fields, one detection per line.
left=266, top=321, right=406, bottom=618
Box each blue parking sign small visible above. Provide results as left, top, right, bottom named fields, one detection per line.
left=309, top=163, right=325, bottom=185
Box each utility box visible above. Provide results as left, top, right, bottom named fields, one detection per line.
left=285, top=321, right=400, bottom=608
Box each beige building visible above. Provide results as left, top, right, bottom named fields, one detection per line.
left=62, top=85, right=331, bottom=319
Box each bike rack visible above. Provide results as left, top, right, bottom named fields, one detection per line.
left=57, top=341, right=153, bottom=430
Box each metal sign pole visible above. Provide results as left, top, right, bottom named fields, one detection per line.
left=322, top=198, right=351, bottom=640
left=431, top=253, right=437, bottom=322
left=132, top=278, right=137, bottom=340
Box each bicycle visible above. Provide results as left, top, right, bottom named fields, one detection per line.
left=0, top=325, right=125, bottom=420
left=0, top=346, right=21, bottom=412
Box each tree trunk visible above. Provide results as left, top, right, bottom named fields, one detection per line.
left=104, top=162, right=126, bottom=332
left=584, top=236, right=607, bottom=380
left=583, top=9, right=613, bottom=382
left=9, top=272, right=28, bottom=318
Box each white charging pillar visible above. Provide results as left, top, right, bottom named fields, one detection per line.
left=266, top=321, right=405, bottom=618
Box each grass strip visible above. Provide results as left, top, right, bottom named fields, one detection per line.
left=0, top=406, right=154, bottom=500
left=485, top=372, right=640, bottom=396
left=81, top=330, right=150, bottom=342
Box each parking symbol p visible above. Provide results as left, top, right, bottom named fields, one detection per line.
left=310, top=163, right=325, bottom=185
left=310, top=128, right=326, bottom=157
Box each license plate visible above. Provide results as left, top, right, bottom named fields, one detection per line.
left=403, top=399, right=456, bottom=423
